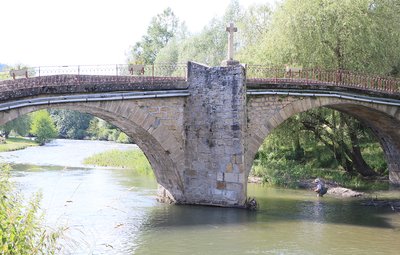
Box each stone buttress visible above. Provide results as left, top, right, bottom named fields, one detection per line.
left=182, top=62, right=247, bottom=207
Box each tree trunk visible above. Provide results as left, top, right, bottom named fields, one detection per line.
left=351, top=145, right=378, bottom=177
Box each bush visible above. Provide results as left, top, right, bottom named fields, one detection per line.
left=30, top=110, right=58, bottom=145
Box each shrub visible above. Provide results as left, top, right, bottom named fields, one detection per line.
left=30, top=110, right=58, bottom=145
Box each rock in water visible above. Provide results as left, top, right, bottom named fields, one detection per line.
left=327, top=187, right=363, bottom=197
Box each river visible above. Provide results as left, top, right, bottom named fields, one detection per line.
left=1, top=139, right=400, bottom=254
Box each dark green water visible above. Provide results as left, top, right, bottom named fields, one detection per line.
left=2, top=140, right=400, bottom=254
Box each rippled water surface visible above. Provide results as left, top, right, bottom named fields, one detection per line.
left=1, top=140, right=400, bottom=254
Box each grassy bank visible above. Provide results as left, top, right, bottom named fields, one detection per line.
left=0, top=137, right=39, bottom=152
left=83, top=149, right=154, bottom=176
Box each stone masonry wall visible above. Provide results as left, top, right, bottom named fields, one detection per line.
left=0, top=75, right=187, bottom=102
left=183, top=62, right=247, bottom=207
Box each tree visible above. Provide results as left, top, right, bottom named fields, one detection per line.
left=262, top=107, right=384, bottom=177
left=50, top=109, right=92, bottom=139
left=154, top=0, right=244, bottom=66
left=128, top=7, right=180, bottom=65
left=30, top=110, right=58, bottom=145
left=0, top=115, right=31, bottom=138
left=238, top=0, right=397, bottom=179
left=297, top=109, right=381, bottom=176
left=239, top=0, right=400, bottom=74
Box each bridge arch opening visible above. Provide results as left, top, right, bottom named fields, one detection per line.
left=246, top=96, right=400, bottom=187
left=0, top=101, right=186, bottom=202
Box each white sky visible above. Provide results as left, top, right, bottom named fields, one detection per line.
left=1, top=0, right=273, bottom=67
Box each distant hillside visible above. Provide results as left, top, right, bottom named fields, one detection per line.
left=0, top=63, right=6, bottom=71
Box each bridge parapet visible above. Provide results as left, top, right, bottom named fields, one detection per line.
left=0, top=63, right=187, bottom=80
left=246, top=65, right=400, bottom=97
left=0, top=74, right=187, bottom=102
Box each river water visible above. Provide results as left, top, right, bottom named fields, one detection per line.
left=1, top=139, right=400, bottom=255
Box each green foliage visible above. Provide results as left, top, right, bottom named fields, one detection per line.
left=360, top=143, right=387, bottom=174
left=0, top=137, right=38, bottom=152
left=253, top=108, right=388, bottom=190
left=49, top=110, right=92, bottom=139
left=239, top=0, right=400, bottom=74
left=83, top=149, right=153, bottom=176
left=116, top=132, right=131, bottom=144
left=154, top=0, right=244, bottom=66
left=29, top=110, right=58, bottom=145
left=0, top=115, right=31, bottom=138
left=86, top=117, right=132, bottom=143
left=0, top=164, right=62, bottom=254
left=128, top=7, right=181, bottom=64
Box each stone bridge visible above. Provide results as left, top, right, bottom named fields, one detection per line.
left=1, top=62, right=399, bottom=207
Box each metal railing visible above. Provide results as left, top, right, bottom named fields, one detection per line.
left=2, top=63, right=400, bottom=95
left=246, top=65, right=400, bottom=94
left=0, top=63, right=188, bottom=80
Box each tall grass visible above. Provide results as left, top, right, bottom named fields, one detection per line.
left=83, top=149, right=154, bottom=176
left=0, top=164, right=63, bottom=254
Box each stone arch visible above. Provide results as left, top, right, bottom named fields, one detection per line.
left=0, top=99, right=186, bottom=200
left=246, top=96, right=400, bottom=184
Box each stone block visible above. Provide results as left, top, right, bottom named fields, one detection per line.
left=238, top=173, right=245, bottom=183
left=216, top=181, right=226, bottom=190
left=225, top=163, right=233, bottom=173
left=223, top=190, right=238, bottom=201
left=217, top=172, right=224, bottom=181
left=224, top=172, right=239, bottom=183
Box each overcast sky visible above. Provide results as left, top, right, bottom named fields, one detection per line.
left=1, top=0, right=274, bottom=67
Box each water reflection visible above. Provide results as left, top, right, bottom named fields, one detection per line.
left=8, top=166, right=400, bottom=255
left=11, top=166, right=157, bottom=254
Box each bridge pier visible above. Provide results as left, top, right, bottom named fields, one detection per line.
left=180, top=62, right=247, bottom=207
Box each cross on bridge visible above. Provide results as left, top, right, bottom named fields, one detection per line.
left=222, top=22, right=239, bottom=66
left=226, top=22, right=237, bottom=61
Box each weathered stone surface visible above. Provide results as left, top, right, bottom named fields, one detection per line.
left=182, top=62, right=247, bottom=207
left=0, top=75, right=187, bottom=102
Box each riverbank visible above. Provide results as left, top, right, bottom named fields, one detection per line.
left=0, top=137, right=38, bottom=152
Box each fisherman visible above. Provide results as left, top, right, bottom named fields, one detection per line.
left=314, top=178, right=328, bottom=197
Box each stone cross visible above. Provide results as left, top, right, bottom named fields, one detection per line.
left=226, top=22, right=237, bottom=61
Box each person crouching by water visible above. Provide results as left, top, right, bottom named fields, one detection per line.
left=314, top=178, right=328, bottom=197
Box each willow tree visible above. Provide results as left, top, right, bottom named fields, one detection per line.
left=240, top=0, right=400, bottom=74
